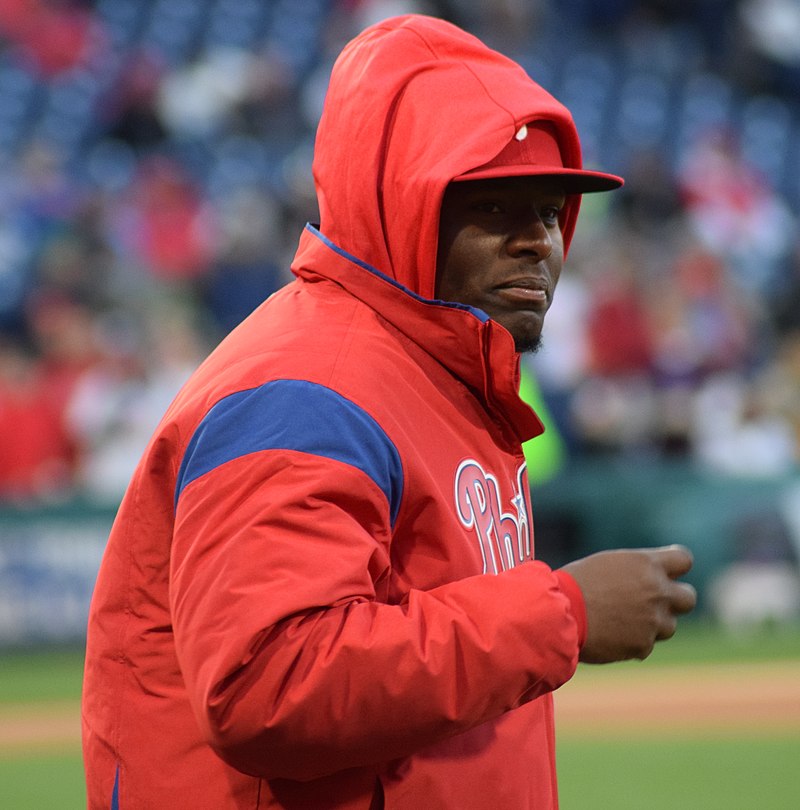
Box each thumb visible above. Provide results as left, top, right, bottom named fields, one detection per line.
left=651, top=544, right=694, bottom=579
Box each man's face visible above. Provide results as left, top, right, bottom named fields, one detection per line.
left=436, top=176, right=566, bottom=353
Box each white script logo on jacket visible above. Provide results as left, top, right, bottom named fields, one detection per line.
left=454, top=459, right=532, bottom=574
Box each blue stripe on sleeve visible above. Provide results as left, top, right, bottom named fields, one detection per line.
left=175, top=379, right=404, bottom=526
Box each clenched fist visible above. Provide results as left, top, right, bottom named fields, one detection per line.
left=561, top=545, right=697, bottom=663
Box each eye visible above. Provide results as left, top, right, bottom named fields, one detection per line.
left=473, top=200, right=504, bottom=214
left=540, top=203, right=564, bottom=225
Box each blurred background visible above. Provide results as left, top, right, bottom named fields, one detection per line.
left=0, top=1, right=798, bottom=807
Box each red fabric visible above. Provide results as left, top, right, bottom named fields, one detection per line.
left=311, top=15, right=595, bottom=299
left=457, top=120, right=622, bottom=191
left=554, top=569, right=588, bottom=648
left=82, top=16, right=593, bottom=809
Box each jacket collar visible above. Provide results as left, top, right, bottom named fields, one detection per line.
left=292, top=224, right=544, bottom=445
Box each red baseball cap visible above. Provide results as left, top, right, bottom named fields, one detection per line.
left=455, top=120, right=623, bottom=193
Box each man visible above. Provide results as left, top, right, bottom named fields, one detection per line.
left=82, top=15, right=696, bottom=809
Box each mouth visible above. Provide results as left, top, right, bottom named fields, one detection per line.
left=494, top=277, right=550, bottom=309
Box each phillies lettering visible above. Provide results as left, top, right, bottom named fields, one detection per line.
left=454, top=459, right=532, bottom=574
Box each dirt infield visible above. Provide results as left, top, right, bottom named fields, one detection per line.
left=0, top=701, right=81, bottom=755
left=556, top=659, right=800, bottom=737
left=1, top=660, right=798, bottom=756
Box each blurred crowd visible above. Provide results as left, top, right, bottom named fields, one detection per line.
left=1, top=0, right=800, bottom=504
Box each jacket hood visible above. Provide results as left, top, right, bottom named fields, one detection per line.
left=311, top=14, right=616, bottom=299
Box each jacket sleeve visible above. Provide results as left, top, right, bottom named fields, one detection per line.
left=170, top=380, right=585, bottom=781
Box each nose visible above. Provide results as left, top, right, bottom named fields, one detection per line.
left=506, top=215, right=552, bottom=260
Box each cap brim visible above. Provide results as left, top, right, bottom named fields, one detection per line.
left=453, top=165, right=624, bottom=193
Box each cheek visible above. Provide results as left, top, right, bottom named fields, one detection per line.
left=437, top=234, right=476, bottom=300
left=550, top=237, right=565, bottom=289
left=551, top=261, right=563, bottom=290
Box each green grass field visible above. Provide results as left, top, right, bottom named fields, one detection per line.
left=557, top=621, right=800, bottom=809
left=1, top=622, right=798, bottom=809
left=0, top=751, right=86, bottom=809
left=558, top=736, right=800, bottom=810
left=0, top=647, right=87, bottom=809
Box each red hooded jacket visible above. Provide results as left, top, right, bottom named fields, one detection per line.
left=82, top=15, right=591, bottom=809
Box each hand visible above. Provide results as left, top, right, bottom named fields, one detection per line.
left=561, top=545, right=697, bottom=664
